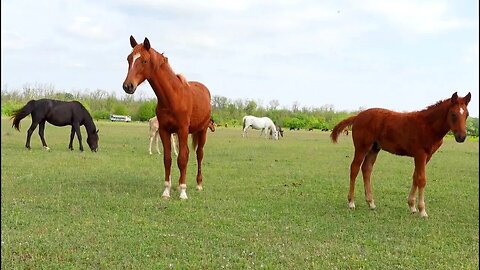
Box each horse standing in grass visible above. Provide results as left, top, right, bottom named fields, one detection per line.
left=11, top=99, right=99, bottom=152
left=330, top=92, right=471, bottom=217
left=242, top=115, right=278, bottom=140
left=123, top=36, right=212, bottom=200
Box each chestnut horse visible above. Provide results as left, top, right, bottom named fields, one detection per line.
left=331, top=92, right=471, bottom=217
left=123, top=36, right=212, bottom=200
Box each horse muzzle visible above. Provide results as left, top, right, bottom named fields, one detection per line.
left=454, top=133, right=466, bottom=143
left=122, top=82, right=137, bottom=94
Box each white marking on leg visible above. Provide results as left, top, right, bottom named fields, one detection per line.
left=196, top=185, right=203, bottom=191
left=179, top=184, right=188, bottom=200
left=348, top=201, right=355, bottom=209
left=161, top=181, right=171, bottom=199
left=368, top=200, right=376, bottom=209
left=44, top=146, right=50, bottom=151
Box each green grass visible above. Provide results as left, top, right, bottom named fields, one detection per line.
left=2, top=117, right=478, bottom=269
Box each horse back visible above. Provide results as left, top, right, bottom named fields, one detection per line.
left=353, top=108, right=431, bottom=156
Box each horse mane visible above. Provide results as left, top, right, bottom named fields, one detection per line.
left=176, top=74, right=190, bottom=86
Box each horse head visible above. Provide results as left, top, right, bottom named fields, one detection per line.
left=123, top=36, right=167, bottom=94
left=447, top=92, right=471, bottom=142
left=87, top=129, right=99, bottom=152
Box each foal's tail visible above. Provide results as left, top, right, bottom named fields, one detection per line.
left=11, top=100, right=36, bottom=131
left=330, top=115, right=356, bottom=143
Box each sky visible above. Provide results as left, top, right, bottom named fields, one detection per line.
left=1, top=0, right=479, bottom=116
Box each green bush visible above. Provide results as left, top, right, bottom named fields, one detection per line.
left=137, top=101, right=156, bottom=121
left=1, top=101, right=24, bottom=116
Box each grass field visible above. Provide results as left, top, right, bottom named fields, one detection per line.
left=1, top=117, right=478, bottom=269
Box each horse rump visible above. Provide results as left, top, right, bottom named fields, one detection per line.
left=11, top=100, right=36, bottom=131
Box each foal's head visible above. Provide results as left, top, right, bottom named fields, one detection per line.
left=87, top=129, right=99, bottom=152
left=447, top=92, right=471, bottom=142
left=122, top=35, right=167, bottom=94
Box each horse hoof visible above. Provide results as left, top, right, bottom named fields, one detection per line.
left=348, top=202, right=355, bottom=209
left=409, top=206, right=418, bottom=214
left=161, top=195, right=170, bottom=200
left=179, top=194, right=188, bottom=200
left=368, top=201, right=376, bottom=210
left=196, top=185, right=203, bottom=191
left=419, top=211, right=428, bottom=218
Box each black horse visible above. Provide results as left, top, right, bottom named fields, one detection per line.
left=11, top=99, right=99, bottom=152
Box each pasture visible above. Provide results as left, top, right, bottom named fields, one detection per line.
left=1, top=117, right=478, bottom=269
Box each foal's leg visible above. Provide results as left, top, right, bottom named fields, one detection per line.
left=348, top=147, right=368, bottom=209
left=171, top=133, right=179, bottom=156
left=149, top=134, right=154, bottom=155
left=72, top=122, right=84, bottom=151
left=408, top=171, right=418, bottom=214
left=242, top=126, right=249, bottom=137
left=38, top=120, right=50, bottom=150
left=69, top=126, right=75, bottom=150
left=159, top=130, right=173, bottom=199
left=413, top=154, right=428, bottom=217
left=25, top=120, right=39, bottom=149
left=194, top=129, right=208, bottom=191
left=361, top=148, right=379, bottom=209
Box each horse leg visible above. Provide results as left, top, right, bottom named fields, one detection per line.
left=348, top=148, right=368, bottom=209
left=159, top=130, right=173, bottom=199
left=408, top=171, right=418, bottom=214
left=25, top=120, right=39, bottom=149
left=38, top=120, right=50, bottom=150
left=156, top=132, right=162, bottom=154
left=176, top=129, right=190, bottom=199
left=72, top=122, right=84, bottom=151
left=149, top=134, right=154, bottom=155
left=361, top=148, right=379, bottom=209
left=69, top=126, right=75, bottom=150
left=243, top=126, right=249, bottom=138
left=194, top=129, right=208, bottom=191
left=413, top=154, right=428, bottom=217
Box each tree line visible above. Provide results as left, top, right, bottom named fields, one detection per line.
left=1, top=84, right=478, bottom=136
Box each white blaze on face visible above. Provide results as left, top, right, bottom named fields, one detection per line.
left=459, top=108, right=464, bottom=115
left=131, top=53, right=141, bottom=70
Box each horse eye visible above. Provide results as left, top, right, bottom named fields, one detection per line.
left=451, top=113, right=457, bottom=122
left=142, top=60, right=147, bottom=64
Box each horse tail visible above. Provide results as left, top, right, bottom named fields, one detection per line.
left=242, top=116, right=247, bottom=130
left=11, top=100, right=36, bottom=131
left=331, top=115, right=357, bottom=143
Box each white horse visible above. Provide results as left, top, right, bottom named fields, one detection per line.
left=242, top=115, right=279, bottom=140
left=149, top=116, right=178, bottom=156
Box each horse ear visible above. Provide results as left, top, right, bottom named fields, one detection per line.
left=451, top=92, right=458, bottom=104
left=96, top=129, right=100, bottom=134
left=144, top=37, right=150, bottom=50
left=464, top=92, right=471, bottom=105
left=130, top=35, right=137, bottom=48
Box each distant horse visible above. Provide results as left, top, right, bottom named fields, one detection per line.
left=331, top=92, right=471, bottom=217
left=149, top=116, right=179, bottom=156
left=123, top=36, right=212, bottom=200
left=242, top=115, right=278, bottom=140
left=149, top=116, right=216, bottom=156
left=11, top=99, right=99, bottom=152
left=271, top=125, right=284, bottom=138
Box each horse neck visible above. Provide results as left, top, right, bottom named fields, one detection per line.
left=421, top=100, right=450, bottom=139
left=83, top=115, right=97, bottom=135
left=148, top=54, right=184, bottom=109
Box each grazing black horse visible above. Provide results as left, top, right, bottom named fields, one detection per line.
left=11, top=99, right=99, bottom=152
